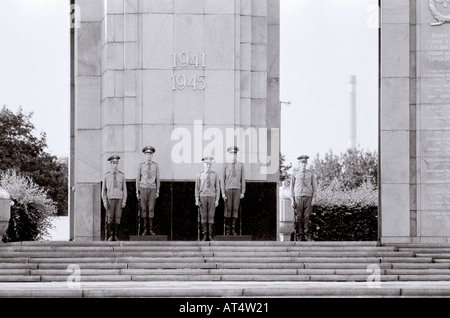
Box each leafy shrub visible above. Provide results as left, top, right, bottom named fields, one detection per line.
left=314, top=179, right=378, bottom=208
left=309, top=178, right=378, bottom=241
left=1, top=169, right=57, bottom=242
left=310, top=206, right=378, bottom=241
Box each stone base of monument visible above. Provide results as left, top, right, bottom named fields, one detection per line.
left=129, top=235, right=168, bottom=241
left=213, top=235, right=252, bottom=241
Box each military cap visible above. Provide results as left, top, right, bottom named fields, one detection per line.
left=202, top=156, right=214, bottom=163
left=142, top=146, right=156, bottom=154
left=297, top=155, right=310, bottom=161
left=227, top=146, right=239, bottom=153
left=108, top=155, right=120, bottom=162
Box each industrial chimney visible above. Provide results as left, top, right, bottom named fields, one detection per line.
left=348, top=75, right=357, bottom=149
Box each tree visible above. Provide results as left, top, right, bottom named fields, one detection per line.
left=312, top=148, right=378, bottom=190
left=280, top=153, right=292, bottom=183
left=0, top=105, right=68, bottom=215
left=1, top=170, right=57, bottom=242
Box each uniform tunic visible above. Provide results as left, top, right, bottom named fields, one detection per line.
left=102, top=170, right=127, bottom=223
left=290, top=168, right=317, bottom=198
left=195, top=170, right=220, bottom=224
left=290, top=168, right=317, bottom=235
left=222, top=161, right=246, bottom=218
left=136, top=161, right=160, bottom=218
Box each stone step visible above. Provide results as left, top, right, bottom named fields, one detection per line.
left=0, top=264, right=39, bottom=269
left=8, top=256, right=433, bottom=264
left=2, top=241, right=450, bottom=297
left=204, top=256, right=433, bottom=263
left=398, top=248, right=450, bottom=253
left=1, top=261, right=448, bottom=271
left=1, top=252, right=219, bottom=258
left=0, top=251, right=415, bottom=258
left=6, top=273, right=450, bottom=283
left=415, top=253, right=450, bottom=259
left=386, top=243, right=450, bottom=248
left=3, top=268, right=450, bottom=277
left=433, top=259, right=450, bottom=263
left=4, top=241, right=379, bottom=246
left=0, top=276, right=41, bottom=282
left=0, top=274, right=401, bottom=282
left=3, top=282, right=450, bottom=298
left=396, top=275, right=450, bottom=281
left=0, top=245, right=398, bottom=252
left=0, top=242, right=445, bottom=282
left=385, top=269, right=450, bottom=275
left=390, top=263, right=450, bottom=269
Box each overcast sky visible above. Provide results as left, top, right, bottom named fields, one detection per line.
left=0, top=0, right=379, bottom=166
left=280, top=0, right=379, bottom=166
left=0, top=0, right=70, bottom=157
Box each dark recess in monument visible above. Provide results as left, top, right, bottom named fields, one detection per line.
left=101, top=181, right=277, bottom=241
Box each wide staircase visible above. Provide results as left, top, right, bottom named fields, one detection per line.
left=2, top=240, right=450, bottom=297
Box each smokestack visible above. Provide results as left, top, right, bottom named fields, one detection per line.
left=348, top=75, right=357, bottom=149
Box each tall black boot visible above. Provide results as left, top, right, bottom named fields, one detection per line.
left=231, top=218, right=237, bottom=236
left=149, top=218, right=156, bottom=236
left=141, top=217, right=148, bottom=235
left=225, top=218, right=230, bottom=235
left=114, top=223, right=120, bottom=241
left=107, top=222, right=114, bottom=241
left=201, top=223, right=207, bottom=241
left=295, top=223, right=301, bottom=241
left=208, top=223, right=214, bottom=241
left=304, top=220, right=311, bottom=241
left=299, top=220, right=305, bottom=241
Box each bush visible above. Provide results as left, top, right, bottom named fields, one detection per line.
left=310, top=206, right=378, bottom=241
left=314, top=179, right=378, bottom=208
left=1, top=169, right=57, bottom=242
left=309, top=179, right=378, bottom=241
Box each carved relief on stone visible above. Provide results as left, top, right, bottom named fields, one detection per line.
left=429, top=0, right=450, bottom=26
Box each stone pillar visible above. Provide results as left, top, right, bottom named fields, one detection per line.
left=381, top=0, right=450, bottom=243
left=72, top=0, right=103, bottom=241
left=0, top=188, right=11, bottom=240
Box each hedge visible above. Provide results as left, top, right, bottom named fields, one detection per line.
left=308, top=205, right=378, bottom=241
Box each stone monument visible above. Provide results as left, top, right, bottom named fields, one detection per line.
left=381, top=0, right=450, bottom=243
left=71, top=0, right=280, bottom=241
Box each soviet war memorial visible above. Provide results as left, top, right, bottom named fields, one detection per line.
left=3, top=0, right=450, bottom=303
left=71, top=0, right=280, bottom=242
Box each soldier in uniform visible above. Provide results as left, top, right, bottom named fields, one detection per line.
left=290, top=155, right=317, bottom=241
left=136, top=146, right=160, bottom=235
left=221, top=146, right=246, bottom=235
left=195, top=156, right=220, bottom=241
left=102, top=155, right=127, bottom=241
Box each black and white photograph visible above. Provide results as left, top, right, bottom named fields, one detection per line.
left=1, top=0, right=450, bottom=305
